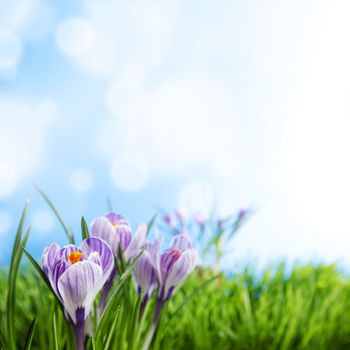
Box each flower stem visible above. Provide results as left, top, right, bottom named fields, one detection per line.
left=141, top=299, right=164, bottom=350
left=75, top=322, right=85, bottom=350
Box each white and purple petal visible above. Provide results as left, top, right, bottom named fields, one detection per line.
left=90, top=216, right=119, bottom=254
left=170, top=232, right=193, bottom=251
left=80, top=237, right=113, bottom=276
left=42, top=243, right=60, bottom=279
left=160, top=249, right=198, bottom=300
left=133, top=251, right=158, bottom=297
left=57, top=260, right=103, bottom=325
left=124, top=224, right=146, bottom=261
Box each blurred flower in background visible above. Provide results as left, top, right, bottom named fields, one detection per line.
left=1, top=0, right=350, bottom=269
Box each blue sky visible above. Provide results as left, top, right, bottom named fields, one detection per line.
left=1, top=0, right=350, bottom=268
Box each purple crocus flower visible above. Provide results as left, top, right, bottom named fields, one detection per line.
left=90, top=212, right=146, bottom=261
left=90, top=212, right=147, bottom=310
left=133, top=237, right=162, bottom=317
left=158, top=232, right=197, bottom=301
left=42, top=237, right=113, bottom=350
left=139, top=232, right=197, bottom=350
left=193, top=211, right=207, bottom=229
left=162, top=213, right=177, bottom=229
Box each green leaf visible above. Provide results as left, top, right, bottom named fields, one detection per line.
left=146, top=214, right=157, bottom=235
left=81, top=216, right=90, bottom=240
left=169, top=274, right=220, bottom=320
left=7, top=202, right=29, bottom=350
left=129, top=293, right=143, bottom=350
left=23, top=249, right=64, bottom=313
left=103, top=304, right=121, bottom=349
left=53, top=313, right=59, bottom=350
left=106, top=197, right=113, bottom=212
left=34, top=183, right=74, bottom=244
left=24, top=317, right=37, bottom=350
left=96, top=250, right=143, bottom=343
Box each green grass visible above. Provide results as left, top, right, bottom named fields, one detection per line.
left=1, top=263, right=350, bottom=349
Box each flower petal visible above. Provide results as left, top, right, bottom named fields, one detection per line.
left=90, top=216, right=119, bottom=255
left=105, top=212, right=129, bottom=226
left=160, top=248, right=182, bottom=284
left=57, top=260, right=103, bottom=325
left=170, top=232, right=193, bottom=251
left=161, top=249, right=197, bottom=300
left=133, top=251, right=158, bottom=296
left=124, top=224, right=146, bottom=261
left=80, top=237, right=113, bottom=276
left=42, top=243, right=60, bottom=279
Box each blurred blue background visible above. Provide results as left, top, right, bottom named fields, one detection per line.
left=1, top=0, right=350, bottom=267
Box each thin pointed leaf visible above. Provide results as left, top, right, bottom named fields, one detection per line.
left=81, top=216, right=89, bottom=240
left=7, top=203, right=29, bottom=350
left=53, top=313, right=59, bottom=350
left=23, top=249, right=64, bottom=313
left=96, top=250, right=143, bottom=340
left=34, top=183, right=74, bottom=244
left=169, top=274, right=220, bottom=320
left=106, top=197, right=113, bottom=212
left=146, top=214, right=157, bottom=235
left=103, top=305, right=121, bottom=349
left=24, top=317, right=37, bottom=350
left=129, top=293, right=143, bottom=350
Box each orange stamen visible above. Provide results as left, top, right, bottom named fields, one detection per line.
left=68, top=251, right=83, bottom=264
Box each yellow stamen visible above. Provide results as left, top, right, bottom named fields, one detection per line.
left=68, top=251, right=83, bottom=264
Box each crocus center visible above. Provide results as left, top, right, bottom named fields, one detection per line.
left=68, top=251, right=83, bottom=264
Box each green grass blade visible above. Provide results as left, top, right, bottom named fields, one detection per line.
left=103, top=305, right=121, bottom=349
left=96, top=251, right=143, bottom=341
left=23, top=249, right=64, bottom=313
left=7, top=203, right=29, bottom=350
left=147, top=214, right=157, bottom=235
left=81, top=216, right=90, bottom=240
left=106, top=197, right=113, bottom=212
left=53, top=313, right=59, bottom=350
left=24, top=317, right=37, bottom=350
left=34, top=183, right=74, bottom=244
left=169, top=274, right=220, bottom=320
left=129, top=293, right=143, bottom=350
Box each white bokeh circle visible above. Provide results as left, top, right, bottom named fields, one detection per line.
left=178, top=181, right=215, bottom=218
left=69, top=168, right=94, bottom=193
left=56, top=17, right=97, bottom=59
left=110, top=153, right=150, bottom=192
left=32, top=209, right=55, bottom=234
left=0, top=29, right=22, bottom=71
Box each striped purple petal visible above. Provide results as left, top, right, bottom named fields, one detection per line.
left=159, top=248, right=198, bottom=300
left=170, top=232, right=193, bottom=251
left=80, top=237, right=113, bottom=276
left=105, top=212, right=129, bottom=227
left=57, top=260, right=103, bottom=325
left=124, top=224, right=146, bottom=261
left=42, top=243, right=60, bottom=279
left=160, top=248, right=182, bottom=284
left=90, top=216, right=119, bottom=253
left=133, top=251, right=158, bottom=297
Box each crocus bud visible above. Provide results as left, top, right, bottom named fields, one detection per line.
left=193, top=212, right=206, bottom=229
left=158, top=233, right=197, bottom=301
left=162, top=213, right=177, bottom=229
left=175, top=209, right=186, bottom=226
left=133, top=238, right=163, bottom=301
